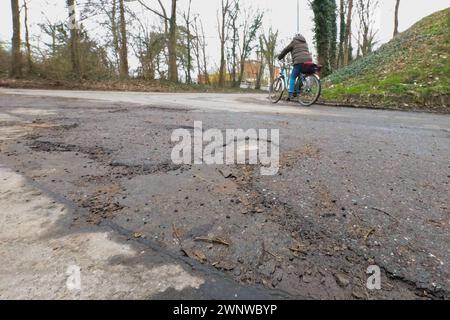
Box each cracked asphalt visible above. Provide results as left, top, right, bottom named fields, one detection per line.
left=0, top=88, right=449, bottom=299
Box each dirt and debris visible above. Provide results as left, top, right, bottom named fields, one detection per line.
left=28, top=140, right=110, bottom=161
left=0, top=93, right=449, bottom=299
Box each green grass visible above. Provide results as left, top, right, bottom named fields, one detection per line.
left=322, top=7, right=450, bottom=112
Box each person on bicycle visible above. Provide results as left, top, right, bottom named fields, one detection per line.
left=278, top=33, right=313, bottom=100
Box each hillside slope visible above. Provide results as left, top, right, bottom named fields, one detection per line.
left=322, top=8, right=450, bottom=112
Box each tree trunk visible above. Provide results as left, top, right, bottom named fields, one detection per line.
left=218, top=29, right=226, bottom=87
left=185, top=0, right=192, bottom=84
left=337, top=0, right=346, bottom=68
left=255, top=42, right=265, bottom=90
left=231, top=23, right=238, bottom=87
left=67, top=0, right=81, bottom=78
left=192, top=18, right=202, bottom=84
left=10, top=0, right=22, bottom=78
left=186, top=32, right=192, bottom=84
left=194, top=37, right=201, bottom=83
left=229, top=2, right=239, bottom=88
left=111, top=0, right=120, bottom=74
left=356, top=31, right=361, bottom=58
left=311, top=0, right=336, bottom=76
left=218, top=0, right=229, bottom=88
left=343, top=0, right=353, bottom=66
left=200, top=22, right=210, bottom=85
left=236, top=9, right=263, bottom=85
left=118, top=0, right=129, bottom=79
left=168, top=0, right=178, bottom=82
left=238, top=60, right=245, bottom=85
left=329, top=0, right=338, bottom=72
left=393, top=0, right=400, bottom=37
left=255, top=62, right=264, bottom=90
left=362, top=24, right=369, bottom=56
left=262, top=29, right=278, bottom=83
left=156, top=55, right=164, bottom=79
left=24, top=0, right=33, bottom=74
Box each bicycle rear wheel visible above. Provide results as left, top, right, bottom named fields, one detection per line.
left=298, top=74, right=321, bottom=106
left=269, top=77, right=285, bottom=104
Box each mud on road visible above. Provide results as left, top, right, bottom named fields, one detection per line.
left=0, top=93, right=449, bottom=299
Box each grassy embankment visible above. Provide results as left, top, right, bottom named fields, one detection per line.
left=321, top=8, right=450, bottom=112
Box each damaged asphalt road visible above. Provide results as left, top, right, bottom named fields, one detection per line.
left=0, top=89, right=449, bottom=299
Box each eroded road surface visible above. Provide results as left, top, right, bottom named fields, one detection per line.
left=0, top=88, right=449, bottom=299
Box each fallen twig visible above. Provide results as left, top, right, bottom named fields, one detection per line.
left=370, top=207, right=400, bottom=223
left=289, top=240, right=309, bottom=255
left=172, top=224, right=182, bottom=244
left=364, top=228, right=376, bottom=241
left=194, top=236, right=230, bottom=246
left=264, top=249, right=282, bottom=261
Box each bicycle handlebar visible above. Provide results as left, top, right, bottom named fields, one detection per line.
left=278, top=60, right=292, bottom=69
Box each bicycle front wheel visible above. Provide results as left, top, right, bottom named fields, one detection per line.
left=269, top=77, right=285, bottom=104
left=298, top=74, right=321, bottom=106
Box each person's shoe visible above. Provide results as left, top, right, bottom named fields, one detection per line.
left=287, top=94, right=294, bottom=101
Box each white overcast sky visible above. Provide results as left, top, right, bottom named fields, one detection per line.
left=1, top=0, right=449, bottom=70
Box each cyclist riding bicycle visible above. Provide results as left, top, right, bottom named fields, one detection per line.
left=277, top=33, right=313, bottom=101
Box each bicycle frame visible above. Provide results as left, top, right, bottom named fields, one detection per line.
left=277, top=61, right=305, bottom=94
left=270, top=60, right=322, bottom=106
left=278, top=61, right=290, bottom=86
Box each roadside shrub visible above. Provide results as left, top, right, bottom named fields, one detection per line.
left=0, top=42, right=10, bottom=78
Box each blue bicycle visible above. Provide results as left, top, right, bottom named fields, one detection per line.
left=269, top=60, right=322, bottom=106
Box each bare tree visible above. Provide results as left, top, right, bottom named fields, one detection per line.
left=218, top=0, right=231, bottom=87
left=82, top=0, right=120, bottom=75
left=37, top=17, right=61, bottom=57
left=237, top=9, right=263, bottom=85
left=343, top=0, right=353, bottom=66
left=168, top=0, right=178, bottom=81
left=192, top=16, right=209, bottom=84
left=10, top=0, right=22, bottom=78
left=228, top=0, right=240, bottom=87
left=356, top=0, right=379, bottom=57
left=128, top=9, right=165, bottom=80
left=254, top=38, right=265, bottom=90
left=182, top=0, right=193, bottom=83
left=137, top=0, right=178, bottom=82
left=393, top=0, right=400, bottom=37
left=337, top=0, right=346, bottom=68
left=111, top=0, right=120, bottom=72
left=261, top=27, right=278, bottom=82
left=192, top=17, right=201, bottom=83
left=118, top=0, right=129, bottom=79
left=66, top=0, right=81, bottom=78
left=23, top=0, right=33, bottom=74
left=199, top=19, right=210, bottom=84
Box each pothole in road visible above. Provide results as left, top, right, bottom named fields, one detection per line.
left=28, top=140, right=110, bottom=161
left=109, top=160, right=190, bottom=176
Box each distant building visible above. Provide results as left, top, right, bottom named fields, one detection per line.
left=240, top=60, right=280, bottom=90
left=273, top=66, right=281, bottom=79
left=242, top=60, right=261, bottom=83
left=199, top=61, right=280, bottom=90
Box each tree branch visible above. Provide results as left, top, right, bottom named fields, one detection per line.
left=136, top=0, right=169, bottom=21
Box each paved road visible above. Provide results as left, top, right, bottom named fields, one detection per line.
left=0, top=88, right=449, bottom=299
